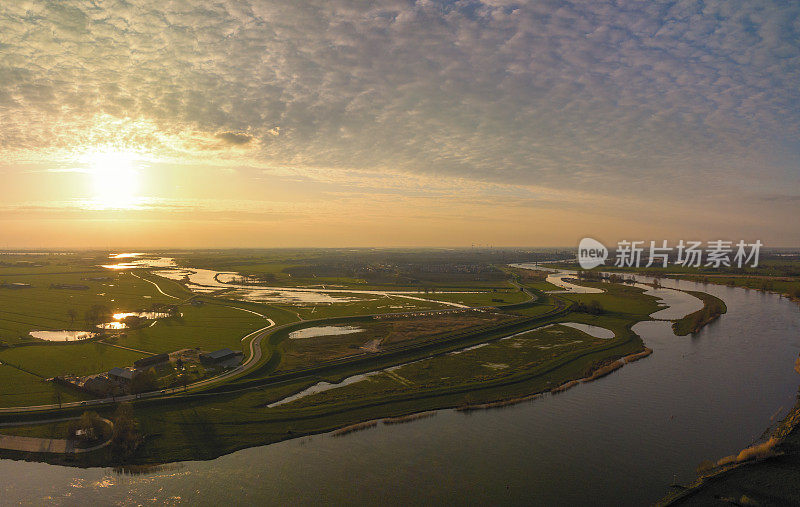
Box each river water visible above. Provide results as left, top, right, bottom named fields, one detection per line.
left=2, top=279, right=799, bottom=505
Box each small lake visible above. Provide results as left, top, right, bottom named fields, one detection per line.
left=560, top=322, right=615, bottom=339
left=29, top=330, right=96, bottom=342
left=288, top=325, right=364, bottom=340
left=97, top=311, right=171, bottom=330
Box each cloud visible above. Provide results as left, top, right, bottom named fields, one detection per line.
left=215, top=131, right=255, bottom=146
left=0, top=0, right=798, bottom=207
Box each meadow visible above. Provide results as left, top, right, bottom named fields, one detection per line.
left=0, top=249, right=729, bottom=468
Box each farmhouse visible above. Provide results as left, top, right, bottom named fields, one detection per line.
left=201, top=348, right=242, bottom=364
left=108, top=367, right=135, bottom=382
left=134, top=353, right=170, bottom=368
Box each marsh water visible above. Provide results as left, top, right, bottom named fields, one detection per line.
left=2, top=278, right=800, bottom=505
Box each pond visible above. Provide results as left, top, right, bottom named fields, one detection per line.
left=287, top=325, right=364, bottom=339
left=28, top=330, right=96, bottom=342
left=97, top=311, right=171, bottom=330
left=559, top=322, right=615, bottom=339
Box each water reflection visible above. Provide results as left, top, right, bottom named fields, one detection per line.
left=29, top=330, right=96, bottom=342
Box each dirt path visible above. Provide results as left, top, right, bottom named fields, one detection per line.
left=98, top=341, right=157, bottom=355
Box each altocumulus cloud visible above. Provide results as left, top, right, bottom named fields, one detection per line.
left=0, top=0, right=798, bottom=199
left=215, top=132, right=255, bottom=146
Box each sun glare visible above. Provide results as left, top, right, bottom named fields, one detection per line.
left=88, top=150, right=141, bottom=209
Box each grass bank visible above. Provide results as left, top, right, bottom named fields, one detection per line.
left=671, top=290, right=728, bottom=336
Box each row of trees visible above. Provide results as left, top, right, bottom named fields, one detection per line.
left=576, top=271, right=637, bottom=285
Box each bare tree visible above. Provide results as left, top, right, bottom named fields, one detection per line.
left=53, top=389, right=63, bottom=409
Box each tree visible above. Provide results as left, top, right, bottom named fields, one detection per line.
left=69, top=411, right=106, bottom=444
left=67, top=308, right=78, bottom=325
left=121, top=315, right=146, bottom=329
left=130, top=368, right=158, bottom=395
left=84, top=304, right=112, bottom=326
left=53, top=389, right=63, bottom=409
left=111, top=403, right=141, bottom=458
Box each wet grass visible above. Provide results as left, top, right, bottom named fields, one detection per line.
left=118, top=303, right=268, bottom=354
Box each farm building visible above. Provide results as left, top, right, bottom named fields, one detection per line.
left=108, top=367, right=135, bottom=382
left=201, top=348, right=242, bottom=364
left=134, top=353, right=170, bottom=368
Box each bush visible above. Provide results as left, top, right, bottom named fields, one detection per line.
left=575, top=300, right=604, bottom=315
left=68, top=411, right=107, bottom=444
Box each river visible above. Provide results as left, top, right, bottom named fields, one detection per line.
left=1, top=278, right=799, bottom=505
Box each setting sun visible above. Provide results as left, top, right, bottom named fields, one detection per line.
left=88, top=150, right=141, bottom=209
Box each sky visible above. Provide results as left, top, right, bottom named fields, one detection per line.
left=1, top=0, right=798, bottom=248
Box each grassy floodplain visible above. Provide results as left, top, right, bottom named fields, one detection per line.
left=0, top=249, right=728, bottom=470
left=0, top=255, right=278, bottom=408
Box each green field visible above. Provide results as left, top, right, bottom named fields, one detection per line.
left=0, top=249, right=731, bottom=468
left=555, top=282, right=662, bottom=317
left=0, top=342, right=146, bottom=378
left=0, top=365, right=88, bottom=407
left=0, top=419, right=73, bottom=439
left=0, top=269, right=182, bottom=345
left=275, top=322, right=620, bottom=410
left=117, top=302, right=269, bottom=354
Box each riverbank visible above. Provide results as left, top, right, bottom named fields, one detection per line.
left=661, top=393, right=800, bottom=505
left=454, top=346, right=653, bottom=412
left=671, top=290, right=727, bottom=336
